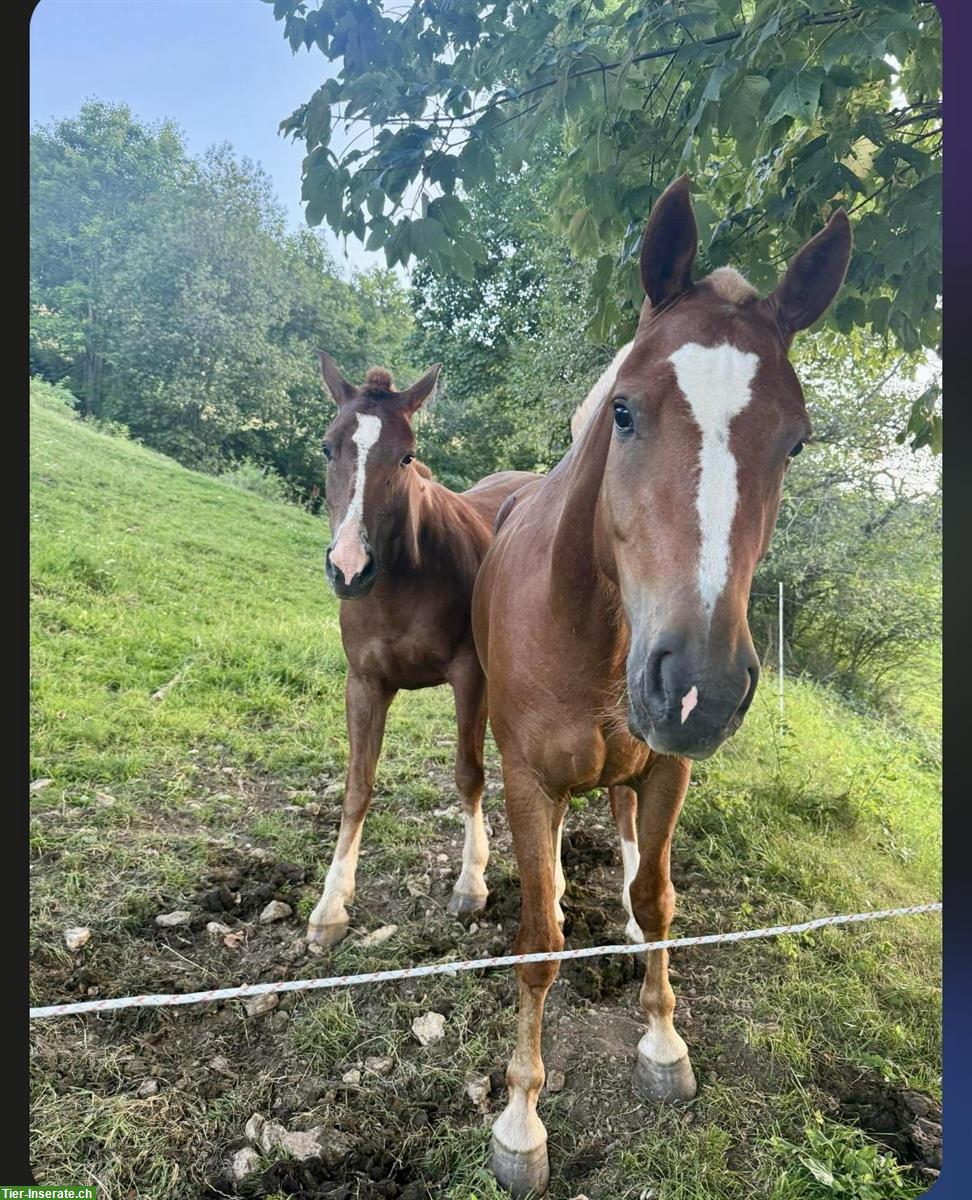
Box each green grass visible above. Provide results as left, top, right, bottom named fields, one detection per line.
left=30, top=379, right=941, bottom=1199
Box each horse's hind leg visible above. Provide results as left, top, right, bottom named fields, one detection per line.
left=307, top=672, right=395, bottom=948
left=491, top=766, right=564, bottom=1197
left=629, top=754, right=697, bottom=1104
left=609, top=784, right=641, bottom=942
left=447, top=653, right=490, bottom=916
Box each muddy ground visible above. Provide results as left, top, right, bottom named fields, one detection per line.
left=30, top=768, right=941, bottom=1199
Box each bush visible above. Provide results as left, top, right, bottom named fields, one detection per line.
left=29, top=376, right=78, bottom=417
left=217, top=459, right=292, bottom=504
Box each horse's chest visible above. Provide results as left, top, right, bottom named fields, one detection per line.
left=341, top=602, right=465, bottom=688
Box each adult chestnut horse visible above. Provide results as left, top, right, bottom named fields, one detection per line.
left=472, top=176, right=851, bottom=1196
left=307, top=355, right=537, bottom=948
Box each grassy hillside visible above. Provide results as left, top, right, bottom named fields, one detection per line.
left=30, top=379, right=941, bottom=1200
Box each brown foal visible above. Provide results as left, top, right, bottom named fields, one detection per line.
left=307, top=355, right=538, bottom=948
left=472, top=175, right=852, bottom=1195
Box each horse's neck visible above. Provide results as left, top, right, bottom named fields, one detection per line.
left=384, top=471, right=477, bottom=577
left=548, top=402, right=621, bottom=628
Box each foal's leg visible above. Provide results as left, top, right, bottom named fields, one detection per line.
left=307, top=672, right=396, bottom=948
left=446, top=654, right=490, bottom=915
left=629, top=754, right=697, bottom=1103
left=553, top=808, right=566, bottom=927
left=491, top=769, right=565, bottom=1198
left=609, top=784, right=641, bottom=942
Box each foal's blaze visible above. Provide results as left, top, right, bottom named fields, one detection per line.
left=601, top=176, right=851, bottom=758
left=318, top=354, right=441, bottom=598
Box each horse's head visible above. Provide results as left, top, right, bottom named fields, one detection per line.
left=317, top=355, right=441, bottom=598
left=599, top=176, right=851, bottom=758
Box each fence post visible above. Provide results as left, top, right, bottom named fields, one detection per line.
left=778, top=580, right=785, bottom=722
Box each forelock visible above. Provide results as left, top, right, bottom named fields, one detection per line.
left=703, top=267, right=759, bottom=304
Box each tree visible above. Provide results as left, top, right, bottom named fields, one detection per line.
left=31, top=102, right=418, bottom=498
left=267, top=0, right=941, bottom=372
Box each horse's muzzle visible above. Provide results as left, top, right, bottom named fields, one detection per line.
left=325, top=545, right=378, bottom=599
left=626, top=637, right=759, bottom=759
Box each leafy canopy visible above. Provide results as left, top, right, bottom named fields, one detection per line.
left=267, top=0, right=941, bottom=357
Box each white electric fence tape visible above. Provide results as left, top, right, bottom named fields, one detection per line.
left=30, top=902, right=941, bottom=1020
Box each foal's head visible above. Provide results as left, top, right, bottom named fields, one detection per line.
left=317, top=355, right=441, bottom=598
left=600, top=176, right=851, bottom=758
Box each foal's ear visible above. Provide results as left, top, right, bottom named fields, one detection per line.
left=766, top=209, right=852, bottom=339
left=397, top=364, right=442, bottom=415
left=640, top=174, right=698, bottom=308
left=316, top=350, right=357, bottom=407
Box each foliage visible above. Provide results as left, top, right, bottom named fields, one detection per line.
left=752, top=328, right=941, bottom=701
left=30, top=101, right=417, bottom=498
left=768, top=1119, right=920, bottom=1199
left=217, top=457, right=293, bottom=504
left=269, top=0, right=941, bottom=363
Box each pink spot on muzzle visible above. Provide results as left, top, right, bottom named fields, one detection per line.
left=330, top=529, right=368, bottom=582
left=680, top=686, right=699, bottom=724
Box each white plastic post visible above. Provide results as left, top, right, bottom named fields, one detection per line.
left=778, top=580, right=784, bottom=721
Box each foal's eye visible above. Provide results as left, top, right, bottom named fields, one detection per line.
left=789, top=441, right=804, bottom=458
left=613, top=402, right=633, bottom=433
left=322, top=442, right=333, bottom=461
left=401, top=453, right=414, bottom=467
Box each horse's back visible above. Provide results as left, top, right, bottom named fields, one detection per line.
left=461, top=470, right=542, bottom=529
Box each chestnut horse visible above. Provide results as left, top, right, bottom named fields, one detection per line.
left=307, top=355, right=538, bottom=948
left=472, top=175, right=851, bottom=1195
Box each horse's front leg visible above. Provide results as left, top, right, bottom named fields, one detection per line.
left=446, top=653, right=490, bottom=915
left=609, top=783, right=641, bottom=942
left=490, top=766, right=565, bottom=1198
left=307, top=672, right=396, bottom=948
left=629, top=754, right=697, bottom=1104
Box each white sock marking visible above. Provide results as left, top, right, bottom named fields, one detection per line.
left=668, top=343, right=759, bottom=616
left=330, top=413, right=382, bottom=581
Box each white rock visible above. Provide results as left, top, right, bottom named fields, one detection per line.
left=436, top=853, right=448, bottom=863
left=244, top=1112, right=265, bottom=1143
left=364, top=1055, right=394, bottom=1076
left=341, top=1068, right=361, bottom=1085
left=406, top=875, right=431, bottom=897
left=136, top=1078, right=159, bottom=1098
left=244, top=992, right=279, bottom=1017
left=545, top=1069, right=566, bottom=1094
left=465, top=1075, right=491, bottom=1110
left=30, top=778, right=54, bottom=793
left=206, top=921, right=233, bottom=936
left=354, top=924, right=398, bottom=948
left=259, top=900, right=293, bottom=924
left=468, top=923, right=479, bottom=934
left=305, top=802, right=321, bottom=816
left=64, top=927, right=91, bottom=951
left=411, top=1011, right=446, bottom=1046
left=228, top=1146, right=262, bottom=1181
left=256, top=1118, right=325, bottom=1159
left=155, top=910, right=192, bottom=927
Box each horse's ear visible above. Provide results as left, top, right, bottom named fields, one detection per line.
left=640, top=174, right=698, bottom=308
left=316, top=350, right=356, bottom=407
left=767, top=209, right=852, bottom=339
left=397, top=364, right=442, bottom=415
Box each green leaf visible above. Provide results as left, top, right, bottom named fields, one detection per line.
left=766, top=69, right=825, bottom=125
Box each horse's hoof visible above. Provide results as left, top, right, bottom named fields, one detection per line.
left=490, top=1136, right=549, bottom=1197
left=633, top=1052, right=697, bottom=1104
left=447, top=889, right=488, bottom=916
left=305, top=918, right=349, bottom=949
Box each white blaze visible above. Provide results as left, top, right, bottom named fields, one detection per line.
left=668, top=343, right=759, bottom=617
left=329, top=413, right=382, bottom=582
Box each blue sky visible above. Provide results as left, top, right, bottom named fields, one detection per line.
left=29, top=0, right=381, bottom=271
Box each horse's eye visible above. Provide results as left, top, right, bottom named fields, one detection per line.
left=613, top=402, right=633, bottom=432
left=322, top=442, right=333, bottom=461
left=789, top=441, right=804, bottom=458
left=401, top=453, right=414, bottom=467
